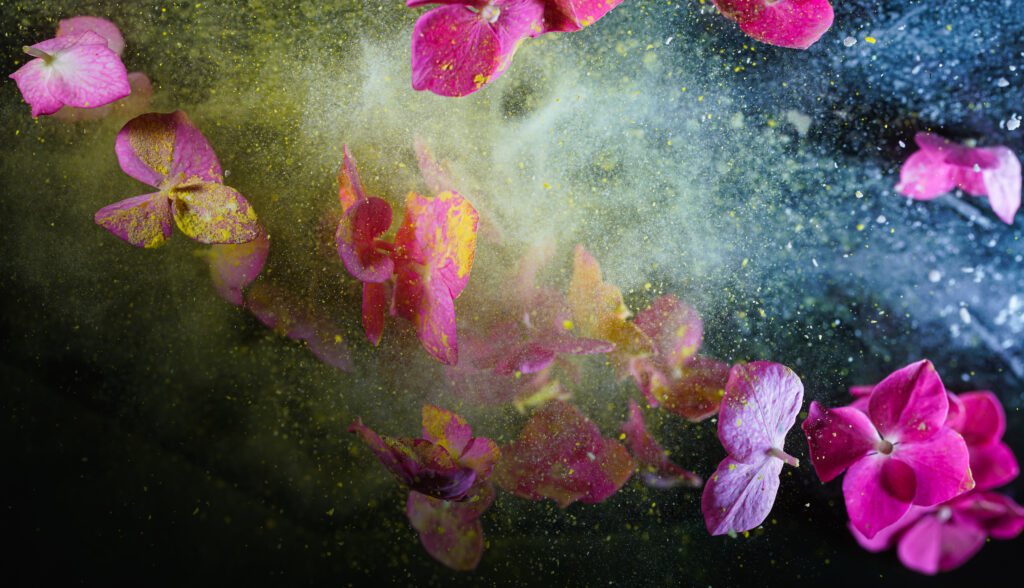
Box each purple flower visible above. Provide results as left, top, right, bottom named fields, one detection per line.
left=802, top=360, right=975, bottom=538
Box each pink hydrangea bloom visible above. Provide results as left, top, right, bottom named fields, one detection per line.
left=711, top=0, right=834, bottom=49
left=848, top=389, right=1023, bottom=574
left=896, top=132, right=1022, bottom=224
left=802, top=360, right=975, bottom=539
left=9, top=28, right=130, bottom=117
left=701, top=362, right=803, bottom=535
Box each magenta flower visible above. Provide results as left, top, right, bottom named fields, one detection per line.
left=621, top=399, right=701, bottom=489
left=896, top=132, right=1022, bottom=225
left=335, top=144, right=479, bottom=364
left=407, top=0, right=623, bottom=96
left=349, top=405, right=500, bottom=501
left=9, top=25, right=130, bottom=117
left=95, top=111, right=262, bottom=248
left=802, top=360, right=975, bottom=539
left=701, top=362, right=803, bottom=535
left=492, top=400, right=635, bottom=506
left=711, top=0, right=834, bottom=49
left=629, top=295, right=730, bottom=421
left=848, top=389, right=1023, bottom=574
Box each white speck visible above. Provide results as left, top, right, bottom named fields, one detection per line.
left=876, top=215, right=887, bottom=223
left=959, top=307, right=971, bottom=324
left=224, top=169, right=231, bottom=177
left=812, top=258, right=819, bottom=267
left=1007, top=114, right=1021, bottom=131
left=855, top=190, right=864, bottom=198
left=912, top=64, right=923, bottom=75
left=973, top=163, right=981, bottom=172
left=665, top=36, right=673, bottom=45
left=898, top=140, right=906, bottom=148
left=785, top=110, right=812, bottom=136
left=843, top=36, right=857, bottom=47
left=586, top=452, right=596, bottom=461
left=996, top=77, right=1010, bottom=87
left=928, top=270, right=942, bottom=283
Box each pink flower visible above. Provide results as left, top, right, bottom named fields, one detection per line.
left=711, top=0, right=834, bottom=49
left=896, top=132, right=1022, bottom=224
left=701, top=362, right=803, bottom=535
left=847, top=388, right=1023, bottom=574
left=9, top=28, right=130, bottom=117
left=407, top=1, right=624, bottom=96
left=802, top=360, right=975, bottom=538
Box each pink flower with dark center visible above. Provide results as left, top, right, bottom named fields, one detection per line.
left=896, top=132, right=1022, bottom=225
left=803, top=360, right=975, bottom=539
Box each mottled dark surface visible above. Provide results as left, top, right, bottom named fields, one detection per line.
left=2, top=1, right=1022, bottom=585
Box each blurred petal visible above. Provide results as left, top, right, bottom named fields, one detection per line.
left=406, top=483, right=494, bottom=571
left=981, top=146, right=1022, bottom=224
left=896, top=508, right=986, bottom=575
left=968, top=441, right=1019, bottom=492
left=206, top=228, right=269, bottom=306
left=57, top=16, right=125, bottom=55
left=621, top=400, right=701, bottom=489
left=956, top=390, right=1006, bottom=447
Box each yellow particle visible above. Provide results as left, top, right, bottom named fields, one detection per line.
left=543, top=182, right=551, bottom=189
left=865, top=36, right=877, bottom=43
left=562, top=319, right=574, bottom=330
left=856, top=224, right=865, bottom=231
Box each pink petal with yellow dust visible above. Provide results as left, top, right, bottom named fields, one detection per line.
left=492, top=400, right=635, bottom=507
left=115, top=111, right=223, bottom=188
left=57, top=16, right=125, bottom=55
left=406, top=482, right=494, bottom=571
left=541, top=0, right=624, bottom=33
left=205, top=228, right=270, bottom=306
left=336, top=196, right=394, bottom=283
left=702, top=456, right=783, bottom=535
left=94, top=191, right=173, bottom=249
left=170, top=183, right=261, bottom=245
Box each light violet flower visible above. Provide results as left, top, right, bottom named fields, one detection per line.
left=896, top=132, right=1022, bottom=225
left=701, top=362, right=803, bottom=535
left=802, top=360, right=975, bottom=538
left=9, top=27, right=130, bottom=117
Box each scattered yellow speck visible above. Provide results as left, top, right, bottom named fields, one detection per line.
left=856, top=224, right=865, bottom=231
left=865, top=36, right=877, bottom=44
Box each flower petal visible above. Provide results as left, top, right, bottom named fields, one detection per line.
left=893, top=427, right=973, bottom=507
left=541, top=0, right=624, bottom=33
left=57, top=16, right=125, bottom=55
left=406, top=483, right=494, bottom=571
left=171, top=183, right=261, bottom=244
left=896, top=508, right=986, bottom=575
left=633, top=294, right=703, bottom=370
left=654, top=356, right=731, bottom=421
left=362, top=281, right=388, bottom=346
left=802, top=402, right=879, bottom=483
left=956, top=390, right=1005, bottom=447
left=335, top=196, right=394, bottom=283
left=716, top=0, right=834, bottom=50
left=980, top=146, right=1022, bottom=224
left=94, top=192, right=172, bottom=248
left=718, top=362, right=803, bottom=463
left=115, top=111, right=223, bottom=188
left=421, top=404, right=473, bottom=457
left=621, top=400, right=701, bottom=489
left=968, top=440, right=1019, bottom=492
left=701, top=456, right=783, bottom=535
left=205, top=227, right=269, bottom=305
left=895, top=146, right=956, bottom=200
left=848, top=505, right=931, bottom=553
left=868, top=359, right=948, bottom=443
left=394, top=264, right=459, bottom=365
left=843, top=453, right=915, bottom=539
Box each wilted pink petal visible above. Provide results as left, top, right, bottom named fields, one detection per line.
left=702, top=457, right=783, bottom=535
left=896, top=506, right=987, bottom=575
left=712, top=0, right=833, bottom=50
left=410, top=1, right=545, bottom=97
left=868, top=360, right=948, bottom=443
left=349, top=418, right=477, bottom=500
left=362, top=282, right=388, bottom=345
left=541, top=0, right=624, bottom=33
left=337, top=143, right=367, bottom=213
left=634, top=294, right=703, bottom=371
left=115, top=111, right=223, bottom=188
left=621, top=400, right=701, bottom=489
left=893, top=428, right=973, bottom=507
left=336, top=197, right=395, bottom=283
left=171, top=183, right=261, bottom=244
left=848, top=505, right=930, bottom=553
left=244, top=281, right=353, bottom=371
left=492, top=400, right=635, bottom=507
left=843, top=452, right=916, bottom=539
left=10, top=31, right=130, bottom=117
left=653, top=356, right=731, bottom=421
left=406, top=483, right=494, bottom=571
left=94, top=191, right=173, bottom=248
left=57, top=16, right=125, bottom=55
left=205, top=228, right=270, bottom=305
